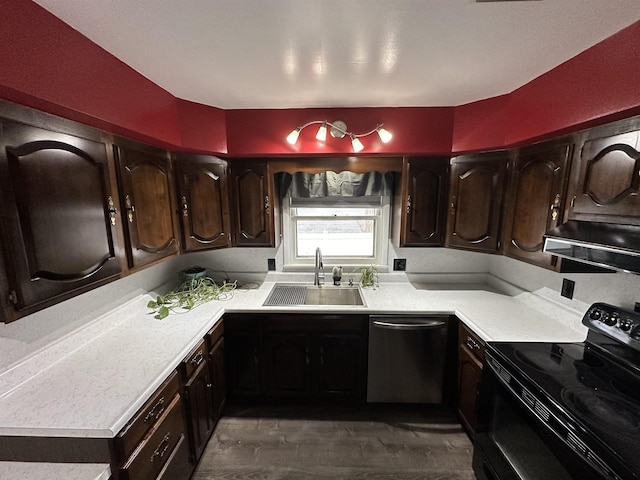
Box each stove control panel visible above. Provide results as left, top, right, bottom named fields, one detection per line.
left=585, top=303, right=640, bottom=350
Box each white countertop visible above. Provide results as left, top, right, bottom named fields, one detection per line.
left=0, top=462, right=110, bottom=480
left=0, top=275, right=589, bottom=442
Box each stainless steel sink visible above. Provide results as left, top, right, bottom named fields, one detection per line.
left=263, top=284, right=365, bottom=306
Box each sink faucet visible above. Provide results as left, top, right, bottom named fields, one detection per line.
left=314, top=247, right=324, bottom=286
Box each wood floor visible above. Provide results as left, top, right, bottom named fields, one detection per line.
left=193, top=403, right=476, bottom=480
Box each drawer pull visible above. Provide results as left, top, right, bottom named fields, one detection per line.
left=150, top=433, right=171, bottom=463
left=143, top=396, right=165, bottom=423
left=465, top=336, right=480, bottom=351
left=191, top=351, right=204, bottom=366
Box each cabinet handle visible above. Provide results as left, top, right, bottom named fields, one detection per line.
left=450, top=195, right=456, bottom=211
left=107, top=196, right=118, bottom=226
left=264, top=195, right=270, bottom=214
left=570, top=195, right=576, bottom=208
left=406, top=195, right=412, bottom=214
left=143, top=396, right=165, bottom=423
left=305, top=346, right=310, bottom=365
left=465, top=336, right=480, bottom=351
left=549, top=193, right=560, bottom=222
left=206, top=383, right=212, bottom=389
left=125, top=195, right=135, bottom=223
left=191, top=351, right=204, bottom=366
left=181, top=195, right=189, bottom=217
left=150, top=433, right=171, bottom=463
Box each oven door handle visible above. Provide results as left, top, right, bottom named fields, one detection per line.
left=372, top=320, right=446, bottom=330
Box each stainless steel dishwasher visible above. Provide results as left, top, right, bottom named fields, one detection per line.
left=367, top=315, right=449, bottom=403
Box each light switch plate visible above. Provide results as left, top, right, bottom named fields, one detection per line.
left=267, top=258, right=276, bottom=271
left=393, top=258, right=407, bottom=271
left=561, top=278, right=575, bottom=299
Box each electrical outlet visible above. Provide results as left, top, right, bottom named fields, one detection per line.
left=393, top=258, right=407, bottom=271
left=267, top=258, right=276, bottom=271
left=561, top=278, right=575, bottom=299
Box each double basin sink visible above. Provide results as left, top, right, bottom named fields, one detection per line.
left=263, top=283, right=365, bottom=307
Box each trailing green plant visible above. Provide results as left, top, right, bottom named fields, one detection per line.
left=147, top=276, right=237, bottom=319
left=358, top=264, right=379, bottom=288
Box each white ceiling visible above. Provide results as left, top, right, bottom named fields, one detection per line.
left=34, top=0, right=640, bottom=110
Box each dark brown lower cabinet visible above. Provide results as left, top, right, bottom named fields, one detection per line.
left=180, top=340, right=215, bottom=465
left=457, top=323, right=485, bottom=438
left=111, top=371, right=191, bottom=480
left=317, top=334, right=365, bottom=398
left=207, top=321, right=226, bottom=422
left=225, top=314, right=368, bottom=402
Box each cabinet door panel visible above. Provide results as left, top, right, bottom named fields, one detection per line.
left=209, top=338, right=226, bottom=421
left=0, top=121, right=121, bottom=315
left=225, top=331, right=262, bottom=397
left=318, top=334, right=365, bottom=399
left=447, top=153, right=508, bottom=253
left=231, top=161, right=276, bottom=246
left=184, top=361, right=214, bottom=463
left=503, top=143, right=571, bottom=268
left=265, top=333, right=312, bottom=396
left=571, top=132, right=640, bottom=221
left=400, top=157, right=449, bottom=246
left=457, top=344, right=482, bottom=436
left=116, top=143, right=179, bottom=268
left=175, top=154, right=231, bottom=251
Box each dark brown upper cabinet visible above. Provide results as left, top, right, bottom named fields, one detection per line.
left=230, top=160, right=279, bottom=247
left=0, top=117, right=124, bottom=322
left=392, top=157, right=449, bottom=247
left=114, top=140, right=180, bottom=269
left=446, top=151, right=509, bottom=253
left=567, top=129, right=640, bottom=225
left=174, top=153, right=231, bottom=252
left=502, top=141, right=573, bottom=269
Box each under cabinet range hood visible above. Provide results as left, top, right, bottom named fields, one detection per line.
left=543, top=220, right=640, bottom=274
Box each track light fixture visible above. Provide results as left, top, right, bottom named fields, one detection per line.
left=286, top=120, right=392, bottom=152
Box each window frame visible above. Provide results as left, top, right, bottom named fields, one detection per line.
left=282, top=196, right=390, bottom=270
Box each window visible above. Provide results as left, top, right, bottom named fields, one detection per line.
left=282, top=196, right=389, bottom=269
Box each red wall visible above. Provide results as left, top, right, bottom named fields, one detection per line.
left=505, top=20, right=640, bottom=146
left=226, top=107, right=454, bottom=157
left=1, top=0, right=639, bottom=156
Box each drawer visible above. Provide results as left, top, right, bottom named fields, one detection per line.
left=182, top=339, right=207, bottom=380
left=207, top=320, right=224, bottom=350
left=113, top=371, right=180, bottom=462
left=156, top=432, right=192, bottom=480
left=119, top=394, right=186, bottom=480
left=459, top=322, right=485, bottom=362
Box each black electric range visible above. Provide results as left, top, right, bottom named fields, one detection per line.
left=473, top=303, right=640, bottom=480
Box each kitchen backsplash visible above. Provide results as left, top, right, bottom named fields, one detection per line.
left=1, top=243, right=639, bottom=373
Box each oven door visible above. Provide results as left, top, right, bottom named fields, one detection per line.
left=472, top=351, right=624, bottom=480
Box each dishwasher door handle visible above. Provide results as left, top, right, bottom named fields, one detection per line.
left=372, top=320, right=446, bottom=330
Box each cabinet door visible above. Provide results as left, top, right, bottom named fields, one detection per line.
left=397, top=157, right=449, bottom=246
left=230, top=161, right=276, bottom=246
left=115, top=141, right=179, bottom=268
left=569, top=131, right=640, bottom=224
left=209, top=337, right=226, bottom=421
left=446, top=152, right=508, bottom=253
left=317, top=334, right=365, bottom=399
left=225, top=329, right=262, bottom=398
left=174, top=153, right=231, bottom=251
left=457, top=343, right=483, bottom=437
left=183, top=360, right=214, bottom=464
left=264, top=333, right=313, bottom=397
left=0, top=120, right=123, bottom=319
left=503, top=142, right=572, bottom=269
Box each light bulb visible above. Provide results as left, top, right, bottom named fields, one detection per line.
left=286, top=127, right=301, bottom=145
left=376, top=126, right=392, bottom=143
left=316, top=122, right=327, bottom=141
left=351, top=134, right=364, bottom=153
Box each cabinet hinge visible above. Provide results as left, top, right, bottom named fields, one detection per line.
left=8, top=290, right=18, bottom=305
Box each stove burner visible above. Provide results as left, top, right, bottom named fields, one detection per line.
left=513, top=344, right=581, bottom=376
left=561, top=387, right=640, bottom=437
